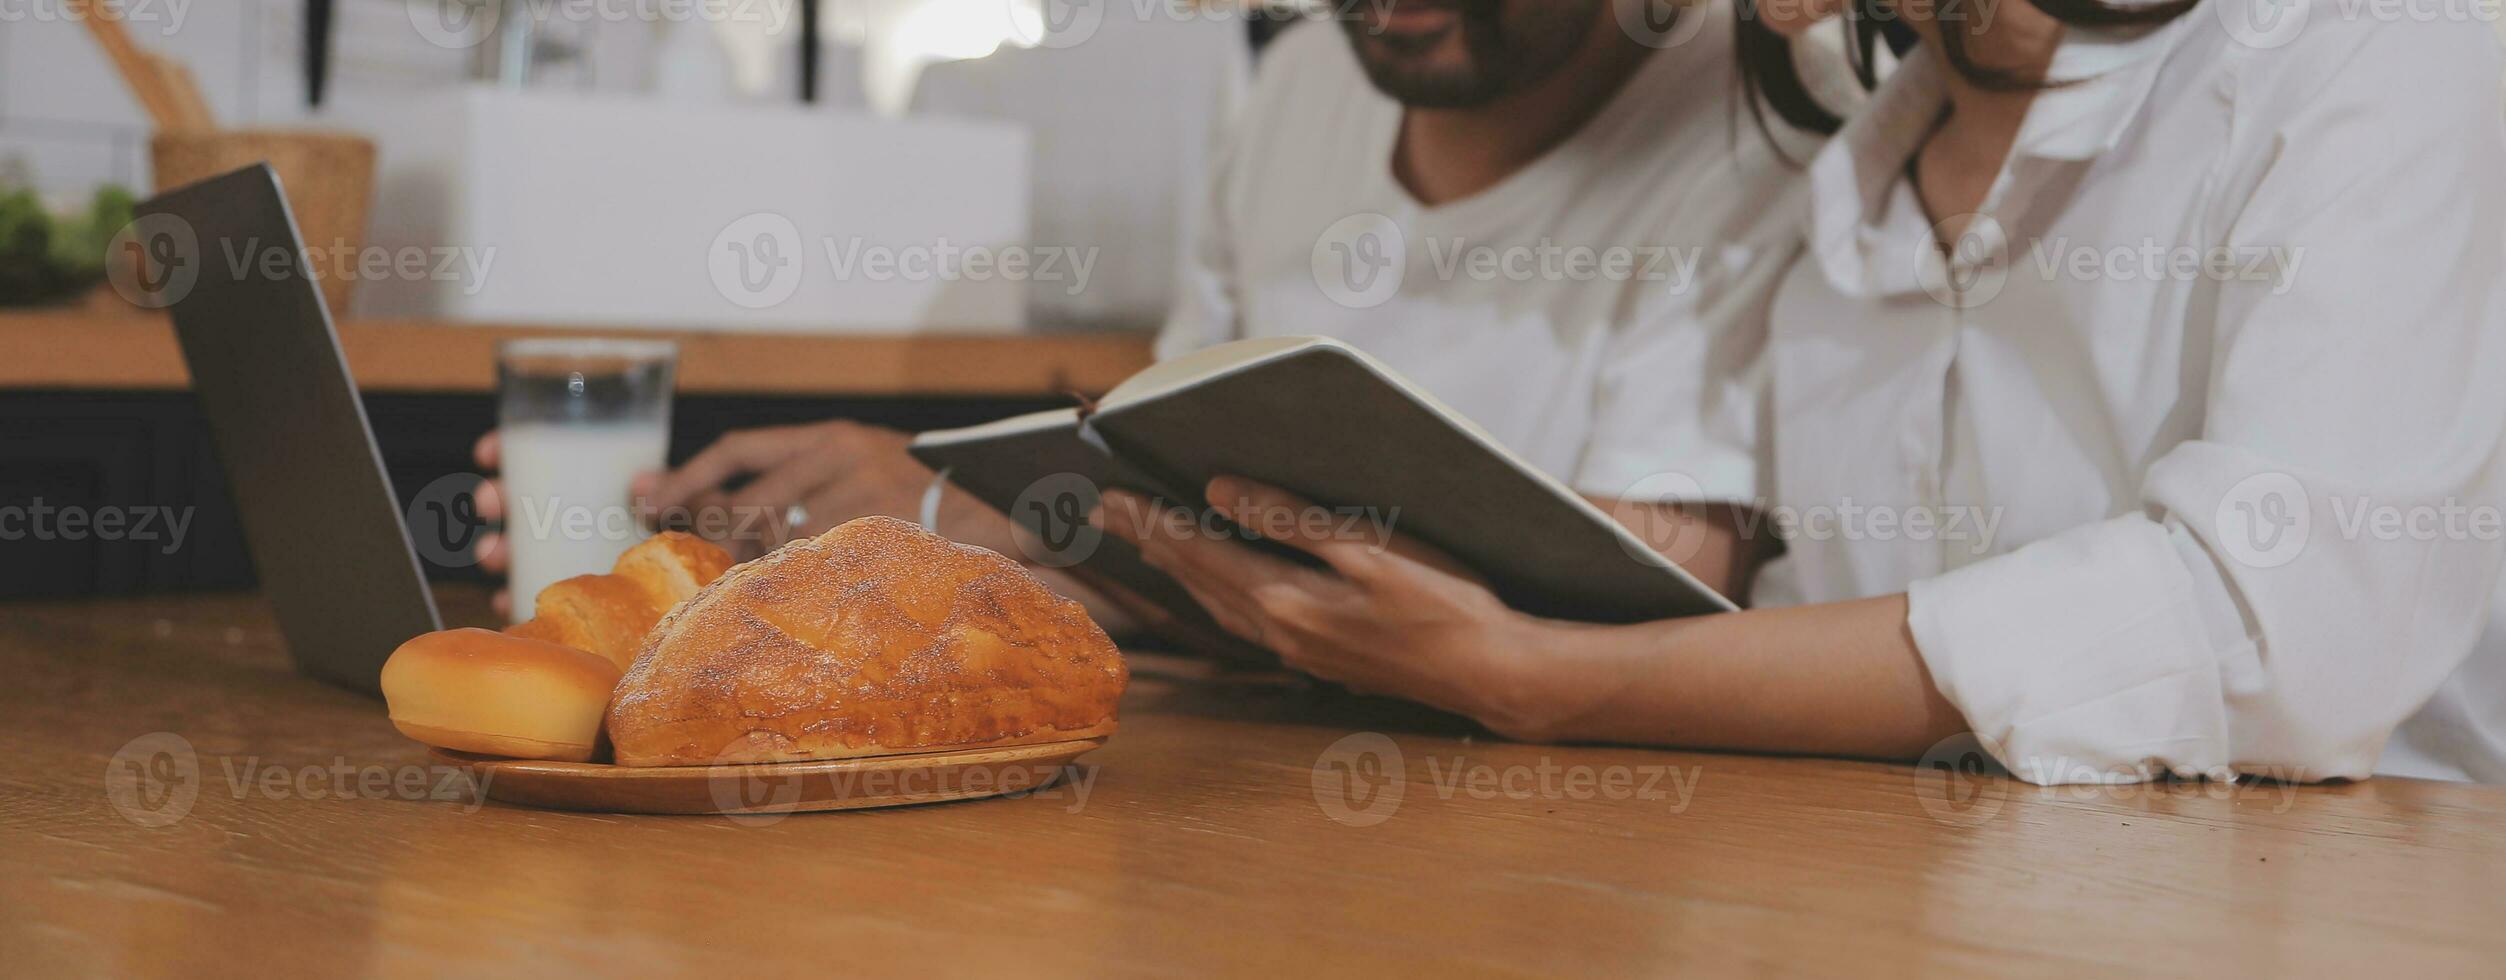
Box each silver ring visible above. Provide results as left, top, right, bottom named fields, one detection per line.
left=783, top=503, right=809, bottom=540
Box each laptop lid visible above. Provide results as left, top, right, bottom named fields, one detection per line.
left=138, top=164, right=441, bottom=693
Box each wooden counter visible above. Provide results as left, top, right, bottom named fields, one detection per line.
left=4, top=589, right=2504, bottom=976
left=0, top=312, right=1155, bottom=397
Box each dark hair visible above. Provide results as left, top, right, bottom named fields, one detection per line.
left=1736, top=0, right=2198, bottom=141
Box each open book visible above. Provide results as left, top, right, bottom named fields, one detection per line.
left=908, top=336, right=1734, bottom=651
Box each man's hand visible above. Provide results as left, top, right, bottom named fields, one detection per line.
left=468, top=420, right=947, bottom=613
left=469, top=431, right=516, bottom=619
left=1094, top=476, right=1962, bottom=756
left=1094, top=476, right=1582, bottom=740
left=473, top=420, right=1113, bottom=618
left=630, top=420, right=933, bottom=560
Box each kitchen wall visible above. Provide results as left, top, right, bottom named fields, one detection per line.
left=1, top=1, right=455, bottom=198
left=0, top=0, right=1248, bottom=331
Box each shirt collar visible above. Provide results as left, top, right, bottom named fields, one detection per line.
left=2017, top=18, right=2193, bottom=161
left=1804, top=15, right=2198, bottom=297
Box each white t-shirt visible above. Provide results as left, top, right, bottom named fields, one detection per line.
left=1157, top=8, right=1806, bottom=505
left=1756, top=5, right=2506, bottom=783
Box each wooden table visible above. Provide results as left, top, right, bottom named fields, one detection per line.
left=0, top=312, right=1154, bottom=397
left=5, top=591, right=2503, bottom=977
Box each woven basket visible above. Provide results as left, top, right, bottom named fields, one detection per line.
left=151, top=129, right=376, bottom=318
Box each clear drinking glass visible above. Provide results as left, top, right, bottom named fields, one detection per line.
left=497, top=338, right=677, bottom=621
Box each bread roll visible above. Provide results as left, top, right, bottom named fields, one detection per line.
left=606, top=516, right=1127, bottom=767
left=382, top=628, right=622, bottom=762
left=506, top=531, right=735, bottom=671
left=613, top=531, right=737, bottom=605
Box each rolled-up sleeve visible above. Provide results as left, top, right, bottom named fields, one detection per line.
left=1907, top=23, right=2506, bottom=784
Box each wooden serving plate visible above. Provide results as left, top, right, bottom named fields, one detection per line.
left=430, top=738, right=1106, bottom=815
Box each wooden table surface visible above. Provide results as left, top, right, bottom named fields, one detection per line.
left=0, top=312, right=1154, bottom=397
left=5, top=590, right=2503, bottom=977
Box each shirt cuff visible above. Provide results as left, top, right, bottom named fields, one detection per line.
left=1904, top=516, right=2233, bottom=784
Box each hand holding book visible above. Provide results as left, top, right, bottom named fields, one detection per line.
left=1094, top=476, right=1571, bottom=738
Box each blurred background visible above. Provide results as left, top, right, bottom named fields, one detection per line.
left=0, top=0, right=1297, bottom=327
left=5, top=4, right=2503, bottom=600
left=0, top=0, right=1302, bottom=598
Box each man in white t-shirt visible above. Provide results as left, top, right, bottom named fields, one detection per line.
left=474, top=0, right=1804, bottom=613
left=1160, top=3, right=1803, bottom=594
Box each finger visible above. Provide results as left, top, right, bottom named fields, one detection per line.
left=1098, top=491, right=1356, bottom=653
left=1202, top=476, right=1383, bottom=580
left=1098, top=493, right=1269, bottom=633
left=629, top=470, right=682, bottom=533
left=491, top=588, right=512, bottom=620
left=473, top=430, right=500, bottom=471
left=1168, top=571, right=1267, bottom=648
left=1273, top=642, right=1365, bottom=688
left=641, top=430, right=799, bottom=515
left=1093, top=490, right=1192, bottom=550
left=474, top=531, right=508, bottom=574
left=1249, top=594, right=1375, bottom=682
left=472, top=477, right=504, bottom=523
left=725, top=451, right=851, bottom=525
left=1207, top=475, right=1486, bottom=585
left=671, top=488, right=777, bottom=559
left=1132, top=504, right=1331, bottom=597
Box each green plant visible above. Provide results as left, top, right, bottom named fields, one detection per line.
left=0, top=184, right=138, bottom=306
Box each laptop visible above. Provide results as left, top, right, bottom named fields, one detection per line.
left=139, top=164, right=442, bottom=693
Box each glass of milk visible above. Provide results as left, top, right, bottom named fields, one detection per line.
left=497, top=338, right=677, bottom=621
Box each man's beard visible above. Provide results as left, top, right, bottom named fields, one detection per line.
left=1338, top=0, right=1603, bottom=109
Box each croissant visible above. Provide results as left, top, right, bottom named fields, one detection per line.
left=506, top=531, right=735, bottom=672
left=605, top=516, right=1126, bottom=767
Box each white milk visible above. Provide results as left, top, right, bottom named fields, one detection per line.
left=501, top=419, right=669, bottom=619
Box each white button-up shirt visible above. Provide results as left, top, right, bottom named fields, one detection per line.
left=1754, top=4, right=2506, bottom=783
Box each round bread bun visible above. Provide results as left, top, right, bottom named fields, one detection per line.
left=381, top=628, right=623, bottom=762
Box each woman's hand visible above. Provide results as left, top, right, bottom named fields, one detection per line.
left=1094, top=476, right=1597, bottom=740
left=469, top=431, right=516, bottom=619
left=1097, top=477, right=1966, bottom=758
left=631, top=419, right=925, bottom=560
left=468, top=422, right=923, bottom=606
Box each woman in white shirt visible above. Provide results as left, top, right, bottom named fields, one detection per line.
left=1093, top=0, right=2506, bottom=783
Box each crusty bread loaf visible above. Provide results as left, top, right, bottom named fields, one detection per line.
left=605, top=516, right=1127, bottom=767
left=507, top=531, right=734, bottom=671
left=382, top=628, right=622, bottom=762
